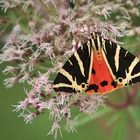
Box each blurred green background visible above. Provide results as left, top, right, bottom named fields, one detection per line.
left=1, top=1, right=140, bottom=140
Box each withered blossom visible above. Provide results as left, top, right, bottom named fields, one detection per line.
left=0, top=0, right=140, bottom=138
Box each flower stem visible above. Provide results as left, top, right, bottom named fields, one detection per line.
left=106, top=85, right=138, bottom=110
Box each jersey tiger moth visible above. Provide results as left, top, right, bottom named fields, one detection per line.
left=53, top=32, right=140, bottom=94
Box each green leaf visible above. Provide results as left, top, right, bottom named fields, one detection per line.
left=111, top=117, right=127, bottom=140
left=107, top=113, right=121, bottom=127
left=128, top=106, right=140, bottom=129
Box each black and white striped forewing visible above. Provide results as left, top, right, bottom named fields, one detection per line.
left=102, top=39, right=140, bottom=86
left=53, top=42, right=93, bottom=93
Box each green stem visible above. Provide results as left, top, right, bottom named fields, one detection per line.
left=106, top=85, right=138, bottom=110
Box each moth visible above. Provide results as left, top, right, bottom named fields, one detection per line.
left=53, top=32, right=140, bottom=94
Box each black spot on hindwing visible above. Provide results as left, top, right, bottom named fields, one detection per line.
left=86, top=84, right=99, bottom=92
left=100, top=80, right=108, bottom=87
left=111, top=80, right=117, bottom=88
left=92, top=68, right=96, bottom=74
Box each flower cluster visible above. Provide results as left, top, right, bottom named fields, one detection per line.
left=0, top=0, right=140, bottom=138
